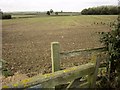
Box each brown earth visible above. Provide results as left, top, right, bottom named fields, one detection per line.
left=2, top=15, right=117, bottom=80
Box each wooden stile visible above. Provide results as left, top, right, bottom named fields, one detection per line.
left=3, top=63, right=95, bottom=89
left=2, top=42, right=107, bottom=89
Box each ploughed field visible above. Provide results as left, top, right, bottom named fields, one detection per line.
left=2, top=15, right=117, bottom=77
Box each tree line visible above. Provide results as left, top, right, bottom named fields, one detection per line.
left=81, top=5, right=119, bottom=15
left=0, top=10, right=12, bottom=19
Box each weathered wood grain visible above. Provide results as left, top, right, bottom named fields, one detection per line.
left=91, top=54, right=101, bottom=88
left=51, top=42, right=60, bottom=73
left=60, top=47, right=106, bottom=58
left=3, top=63, right=95, bottom=89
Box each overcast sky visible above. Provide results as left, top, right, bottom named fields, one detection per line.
left=0, top=0, right=118, bottom=12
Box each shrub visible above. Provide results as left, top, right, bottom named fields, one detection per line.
left=99, top=15, right=120, bottom=88
left=0, top=11, right=3, bottom=19
left=2, top=14, right=12, bottom=19
left=1, top=59, right=14, bottom=77
left=55, top=12, right=58, bottom=15
left=46, top=11, right=50, bottom=15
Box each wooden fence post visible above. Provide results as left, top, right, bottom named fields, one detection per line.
left=88, top=53, right=101, bottom=88
left=51, top=42, right=60, bottom=73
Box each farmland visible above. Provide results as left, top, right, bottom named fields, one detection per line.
left=2, top=15, right=117, bottom=77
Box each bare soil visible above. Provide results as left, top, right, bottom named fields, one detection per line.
left=2, top=15, right=117, bottom=79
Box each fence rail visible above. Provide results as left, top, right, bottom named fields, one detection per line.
left=3, top=63, right=96, bottom=89
left=2, top=42, right=107, bottom=89
left=60, top=47, right=106, bottom=58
